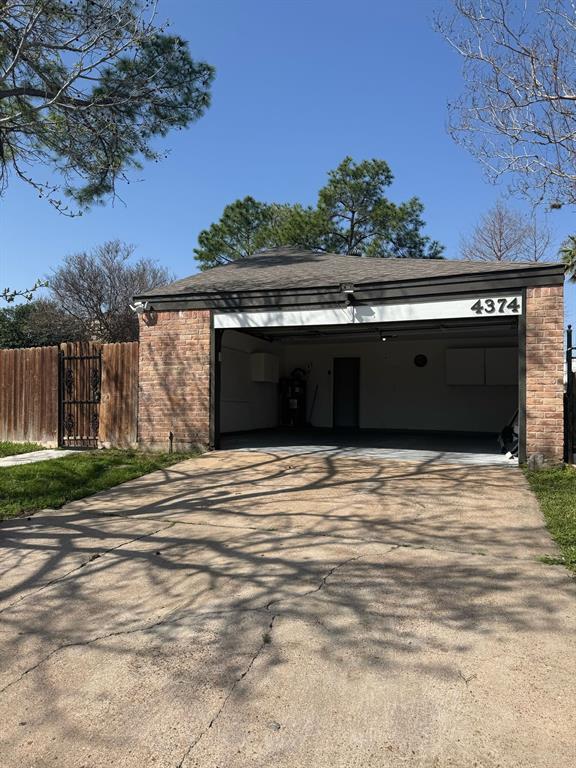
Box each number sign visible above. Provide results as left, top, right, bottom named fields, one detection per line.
left=470, top=297, right=521, bottom=316
left=215, top=295, right=524, bottom=329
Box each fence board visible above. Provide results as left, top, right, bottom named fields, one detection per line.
left=0, top=346, right=59, bottom=445
left=99, top=341, right=139, bottom=448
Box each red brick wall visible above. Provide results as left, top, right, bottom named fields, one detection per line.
left=136, top=295, right=566, bottom=460
left=525, top=285, right=564, bottom=463
left=138, top=309, right=211, bottom=451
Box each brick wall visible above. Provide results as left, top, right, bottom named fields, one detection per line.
left=525, top=285, right=564, bottom=463
left=136, top=295, right=565, bottom=460
left=138, top=309, right=212, bottom=451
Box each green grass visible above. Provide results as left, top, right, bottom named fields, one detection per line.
left=0, top=449, right=198, bottom=521
left=0, top=441, right=45, bottom=458
left=524, top=466, right=576, bottom=573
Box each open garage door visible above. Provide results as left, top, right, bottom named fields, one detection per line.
left=214, top=311, right=520, bottom=466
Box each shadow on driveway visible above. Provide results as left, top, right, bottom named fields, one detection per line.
left=0, top=451, right=574, bottom=767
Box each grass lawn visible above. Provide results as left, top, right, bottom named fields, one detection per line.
left=0, top=441, right=45, bottom=458
left=0, top=449, right=197, bottom=521
left=524, top=466, right=576, bottom=573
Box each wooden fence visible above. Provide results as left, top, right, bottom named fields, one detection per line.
left=0, top=346, right=59, bottom=445
left=100, top=342, right=139, bottom=448
left=0, top=341, right=139, bottom=448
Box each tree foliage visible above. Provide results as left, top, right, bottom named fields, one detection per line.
left=0, top=0, right=214, bottom=212
left=194, top=158, right=443, bottom=269
left=315, top=158, right=443, bottom=258
left=0, top=241, right=170, bottom=346
left=1, top=279, right=48, bottom=304
left=49, top=240, right=172, bottom=342
left=0, top=299, right=83, bottom=348
left=195, top=197, right=279, bottom=264
left=560, top=235, right=576, bottom=281
left=435, top=0, right=576, bottom=207
left=460, top=200, right=553, bottom=262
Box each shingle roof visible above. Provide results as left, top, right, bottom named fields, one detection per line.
left=139, top=246, right=563, bottom=298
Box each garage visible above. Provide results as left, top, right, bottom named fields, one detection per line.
left=135, top=247, right=565, bottom=464
left=216, top=318, right=519, bottom=464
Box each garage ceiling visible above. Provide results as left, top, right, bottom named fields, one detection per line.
left=238, top=316, right=519, bottom=345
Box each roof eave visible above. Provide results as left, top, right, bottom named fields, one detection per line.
left=134, top=262, right=565, bottom=308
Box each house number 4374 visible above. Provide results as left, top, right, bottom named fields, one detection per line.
left=470, top=297, right=521, bottom=315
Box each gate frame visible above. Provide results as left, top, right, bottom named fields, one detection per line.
left=58, top=347, right=102, bottom=450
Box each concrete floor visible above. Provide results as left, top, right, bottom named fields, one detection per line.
left=221, top=428, right=517, bottom=466
left=0, top=450, right=574, bottom=767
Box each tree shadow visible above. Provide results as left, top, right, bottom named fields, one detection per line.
left=0, top=449, right=574, bottom=763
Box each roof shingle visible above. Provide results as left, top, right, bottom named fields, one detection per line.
left=139, top=246, right=563, bottom=298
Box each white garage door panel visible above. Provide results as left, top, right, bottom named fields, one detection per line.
left=214, top=294, right=522, bottom=329
left=216, top=306, right=354, bottom=328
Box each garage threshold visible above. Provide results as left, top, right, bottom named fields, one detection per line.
left=219, top=428, right=519, bottom=467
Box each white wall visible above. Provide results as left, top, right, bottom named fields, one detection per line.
left=220, top=331, right=279, bottom=433
left=220, top=330, right=518, bottom=435
left=281, top=337, right=518, bottom=433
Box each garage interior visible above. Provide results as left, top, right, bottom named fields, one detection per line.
left=217, top=316, right=519, bottom=464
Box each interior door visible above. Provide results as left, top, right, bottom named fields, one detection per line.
left=333, top=357, right=360, bottom=428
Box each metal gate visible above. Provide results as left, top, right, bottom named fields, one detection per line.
left=59, top=347, right=102, bottom=449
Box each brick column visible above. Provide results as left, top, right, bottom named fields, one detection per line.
left=138, top=309, right=212, bottom=451
left=525, top=285, right=564, bottom=464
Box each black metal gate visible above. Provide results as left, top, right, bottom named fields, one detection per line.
left=59, top=348, right=102, bottom=449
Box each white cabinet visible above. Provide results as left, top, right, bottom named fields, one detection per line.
left=446, top=347, right=517, bottom=386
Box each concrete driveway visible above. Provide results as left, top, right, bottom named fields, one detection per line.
left=1, top=450, right=575, bottom=767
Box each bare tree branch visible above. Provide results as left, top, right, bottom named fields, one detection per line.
left=460, top=200, right=554, bottom=261
left=435, top=0, right=576, bottom=206
left=48, top=240, right=173, bottom=342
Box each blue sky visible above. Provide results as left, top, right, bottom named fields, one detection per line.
left=1, top=0, right=574, bottom=322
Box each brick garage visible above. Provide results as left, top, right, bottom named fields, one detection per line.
left=525, top=286, right=565, bottom=463
left=138, top=309, right=211, bottom=451
left=135, top=247, right=565, bottom=463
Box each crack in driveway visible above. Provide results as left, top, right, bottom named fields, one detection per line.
left=80, top=509, right=549, bottom=565
left=0, top=548, right=392, bottom=698
left=0, top=606, right=268, bottom=695
left=174, top=546, right=399, bottom=767
left=0, top=522, right=176, bottom=616
left=175, top=613, right=277, bottom=768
